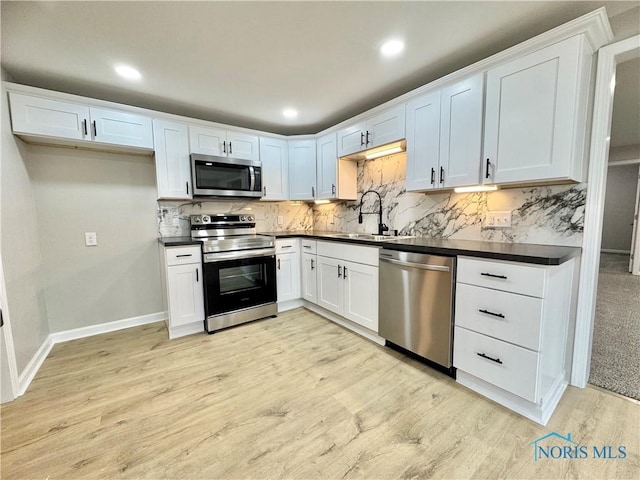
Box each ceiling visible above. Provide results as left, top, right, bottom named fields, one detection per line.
left=1, top=1, right=639, bottom=135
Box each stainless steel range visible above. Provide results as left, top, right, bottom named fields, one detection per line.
left=191, top=213, right=277, bottom=333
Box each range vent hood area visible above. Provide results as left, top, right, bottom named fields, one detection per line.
left=340, top=140, right=406, bottom=161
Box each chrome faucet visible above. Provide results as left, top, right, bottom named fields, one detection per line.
left=358, top=189, right=389, bottom=236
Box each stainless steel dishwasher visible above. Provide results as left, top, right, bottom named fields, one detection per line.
left=378, top=249, right=455, bottom=371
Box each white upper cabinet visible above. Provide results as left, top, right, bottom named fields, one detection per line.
left=9, top=92, right=153, bottom=150
left=316, top=132, right=357, bottom=200
left=483, top=35, right=591, bottom=185
left=406, top=91, right=441, bottom=191
left=439, top=74, right=483, bottom=188
left=288, top=139, right=317, bottom=201
left=189, top=125, right=259, bottom=162
left=406, top=74, right=483, bottom=191
left=337, top=104, right=405, bottom=157
left=260, top=137, right=289, bottom=201
left=154, top=119, right=192, bottom=200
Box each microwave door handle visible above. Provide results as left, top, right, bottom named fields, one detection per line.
left=249, top=166, right=256, bottom=191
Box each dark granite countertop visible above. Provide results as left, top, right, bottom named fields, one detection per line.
left=258, top=231, right=580, bottom=266
left=158, top=236, right=202, bottom=247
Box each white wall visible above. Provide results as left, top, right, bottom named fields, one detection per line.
left=0, top=84, right=50, bottom=374
left=601, top=164, right=639, bottom=252
left=25, top=146, right=163, bottom=333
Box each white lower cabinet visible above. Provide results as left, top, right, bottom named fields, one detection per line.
left=161, top=245, right=205, bottom=339
left=301, top=240, right=318, bottom=303
left=316, top=241, right=379, bottom=333
left=276, top=239, right=301, bottom=310
left=453, top=256, right=576, bottom=425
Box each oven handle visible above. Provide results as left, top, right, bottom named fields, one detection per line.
left=249, top=166, right=256, bottom=192
left=204, top=248, right=275, bottom=263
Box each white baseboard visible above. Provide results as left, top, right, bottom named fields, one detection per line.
left=50, top=311, right=166, bottom=344
left=600, top=249, right=631, bottom=254
left=168, top=321, right=205, bottom=340
left=18, top=335, right=54, bottom=396
left=17, top=311, right=166, bottom=398
left=277, top=299, right=304, bottom=313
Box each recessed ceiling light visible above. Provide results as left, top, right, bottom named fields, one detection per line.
left=114, top=64, right=142, bottom=81
left=282, top=108, right=298, bottom=119
left=380, top=39, right=405, bottom=57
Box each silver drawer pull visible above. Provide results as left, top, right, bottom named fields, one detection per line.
left=481, top=272, right=507, bottom=279
left=477, top=352, right=503, bottom=364
left=176, top=254, right=193, bottom=257
left=281, top=245, right=292, bottom=249
left=478, top=309, right=505, bottom=319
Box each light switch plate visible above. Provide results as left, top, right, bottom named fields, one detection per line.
left=85, top=232, right=98, bottom=246
left=485, top=211, right=512, bottom=228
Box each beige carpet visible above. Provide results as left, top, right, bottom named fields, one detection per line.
left=588, top=253, right=640, bottom=400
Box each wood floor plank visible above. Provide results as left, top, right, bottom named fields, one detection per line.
left=1, top=308, right=638, bottom=479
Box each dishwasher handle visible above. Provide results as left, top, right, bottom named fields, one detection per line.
left=380, top=256, right=450, bottom=272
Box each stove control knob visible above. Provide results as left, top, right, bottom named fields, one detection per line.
left=240, top=215, right=246, bottom=221
left=192, top=216, right=201, bottom=224
left=202, top=215, right=210, bottom=223
left=248, top=215, right=254, bottom=222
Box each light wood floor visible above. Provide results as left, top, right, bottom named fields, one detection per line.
left=1, top=308, right=638, bottom=479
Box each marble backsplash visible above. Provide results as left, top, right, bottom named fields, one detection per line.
left=312, top=153, right=585, bottom=247
left=156, top=153, right=586, bottom=247
left=157, top=199, right=313, bottom=237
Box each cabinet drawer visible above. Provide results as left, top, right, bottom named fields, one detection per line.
left=276, top=238, right=299, bottom=254
left=301, top=239, right=317, bottom=254
left=165, top=246, right=202, bottom=266
left=455, top=283, right=543, bottom=351
left=454, top=326, right=539, bottom=402
left=457, top=256, right=546, bottom=298
left=317, top=241, right=378, bottom=266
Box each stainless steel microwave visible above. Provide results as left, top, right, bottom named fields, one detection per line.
left=191, top=154, right=262, bottom=198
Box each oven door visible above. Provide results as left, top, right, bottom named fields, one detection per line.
left=203, top=249, right=277, bottom=317
left=191, top=154, right=262, bottom=197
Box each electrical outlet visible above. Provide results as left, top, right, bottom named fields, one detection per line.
left=84, top=232, right=98, bottom=246
left=485, top=211, right=512, bottom=228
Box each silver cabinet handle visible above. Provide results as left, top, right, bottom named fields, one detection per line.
left=196, top=268, right=199, bottom=282
left=331, top=184, right=336, bottom=195
left=311, top=259, right=314, bottom=270
left=229, top=142, right=232, bottom=154
left=82, top=119, right=88, bottom=136
left=277, top=258, right=281, bottom=270
left=92, top=120, right=97, bottom=137
left=312, top=186, right=315, bottom=197
left=379, top=256, right=450, bottom=272
left=343, top=266, right=348, bottom=279
left=338, top=265, right=342, bottom=278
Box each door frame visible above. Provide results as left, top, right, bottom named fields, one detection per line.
left=0, top=258, right=19, bottom=402
left=572, top=35, right=640, bottom=387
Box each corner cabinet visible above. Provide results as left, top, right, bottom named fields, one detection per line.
left=260, top=137, right=289, bottom=201
left=406, top=74, right=483, bottom=191
left=483, top=35, right=593, bottom=185
left=189, top=124, right=259, bottom=162
left=153, top=119, right=192, bottom=200
left=288, top=139, right=317, bottom=201
left=453, top=256, right=576, bottom=425
left=160, top=245, right=205, bottom=339
left=9, top=92, right=154, bottom=151
left=337, top=104, right=405, bottom=157
left=316, top=132, right=357, bottom=200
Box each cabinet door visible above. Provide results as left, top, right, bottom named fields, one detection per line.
left=316, top=256, right=343, bottom=315
left=337, top=121, right=367, bottom=157
left=154, top=119, right=192, bottom=200
left=289, top=139, right=317, bottom=200
left=260, top=137, right=289, bottom=200
left=301, top=252, right=318, bottom=304
left=440, top=74, right=483, bottom=188
left=343, top=261, right=378, bottom=332
left=367, top=104, right=405, bottom=148
left=317, top=132, right=338, bottom=199
left=167, top=263, right=205, bottom=327
left=227, top=131, right=260, bottom=161
left=276, top=251, right=301, bottom=303
left=189, top=125, right=226, bottom=156
left=483, top=36, right=583, bottom=184
left=9, top=92, right=90, bottom=141
left=405, top=91, right=441, bottom=191
left=89, top=107, right=153, bottom=149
